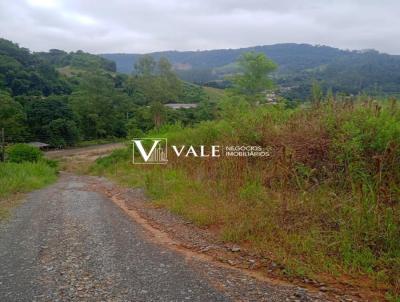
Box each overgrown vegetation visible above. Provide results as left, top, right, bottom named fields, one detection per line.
left=92, top=97, right=400, bottom=298
left=0, top=162, right=57, bottom=200
left=91, top=53, right=400, bottom=297
left=6, top=143, right=43, bottom=163
left=0, top=159, right=57, bottom=220
left=0, top=144, right=58, bottom=219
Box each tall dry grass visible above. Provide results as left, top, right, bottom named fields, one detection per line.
left=92, top=96, right=400, bottom=298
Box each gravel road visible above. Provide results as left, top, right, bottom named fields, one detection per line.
left=0, top=173, right=229, bottom=302
left=0, top=172, right=333, bottom=302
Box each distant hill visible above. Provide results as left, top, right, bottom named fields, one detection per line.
left=0, top=38, right=71, bottom=96
left=102, top=44, right=346, bottom=73
left=0, top=38, right=117, bottom=97
left=101, top=44, right=400, bottom=99
left=37, top=49, right=116, bottom=73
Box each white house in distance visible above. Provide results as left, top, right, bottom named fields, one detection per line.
left=164, top=103, right=198, bottom=110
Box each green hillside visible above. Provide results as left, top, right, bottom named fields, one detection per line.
left=102, top=44, right=400, bottom=99
left=0, top=38, right=215, bottom=146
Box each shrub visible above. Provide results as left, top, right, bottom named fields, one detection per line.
left=6, top=144, right=43, bottom=163
left=0, top=162, right=57, bottom=199
left=93, top=148, right=130, bottom=169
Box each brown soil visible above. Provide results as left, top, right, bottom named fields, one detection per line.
left=46, top=143, right=125, bottom=173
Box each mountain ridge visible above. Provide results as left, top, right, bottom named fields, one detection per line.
left=101, top=43, right=400, bottom=98
left=101, top=43, right=352, bottom=72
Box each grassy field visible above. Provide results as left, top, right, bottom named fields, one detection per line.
left=0, top=162, right=58, bottom=219
left=203, top=86, right=226, bottom=102
left=91, top=97, right=400, bottom=299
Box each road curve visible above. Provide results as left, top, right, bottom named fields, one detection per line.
left=0, top=173, right=229, bottom=301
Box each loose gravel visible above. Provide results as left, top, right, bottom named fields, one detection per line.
left=0, top=174, right=228, bottom=301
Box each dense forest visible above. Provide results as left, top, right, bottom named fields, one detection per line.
left=102, top=44, right=400, bottom=99
left=0, top=38, right=216, bottom=147
left=2, top=37, right=400, bottom=147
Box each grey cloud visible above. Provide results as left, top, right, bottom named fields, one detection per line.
left=0, top=0, right=399, bottom=54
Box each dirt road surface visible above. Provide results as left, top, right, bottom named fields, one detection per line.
left=45, top=143, right=125, bottom=159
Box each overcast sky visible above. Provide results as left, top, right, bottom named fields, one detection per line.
left=0, top=0, right=399, bottom=54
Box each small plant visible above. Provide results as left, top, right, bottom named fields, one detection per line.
left=6, top=144, right=43, bottom=163
left=93, top=148, right=130, bottom=169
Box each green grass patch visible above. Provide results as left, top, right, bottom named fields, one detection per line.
left=203, top=86, right=225, bottom=102
left=0, top=161, right=58, bottom=219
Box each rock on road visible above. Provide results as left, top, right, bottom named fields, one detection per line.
left=0, top=173, right=229, bottom=302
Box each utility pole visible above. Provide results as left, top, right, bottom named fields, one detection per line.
left=1, top=128, right=4, bottom=162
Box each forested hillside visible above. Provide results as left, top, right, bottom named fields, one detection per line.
left=2, top=37, right=400, bottom=147
left=102, top=44, right=400, bottom=99
left=0, top=39, right=71, bottom=96
left=0, top=38, right=215, bottom=146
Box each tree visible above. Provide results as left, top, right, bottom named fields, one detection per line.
left=124, top=76, right=136, bottom=97
left=157, top=57, right=182, bottom=102
left=149, top=101, right=167, bottom=128
left=26, top=95, right=74, bottom=142
left=47, top=118, right=79, bottom=147
left=0, top=91, right=27, bottom=142
left=126, top=117, right=144, bottom=138
left=157, top=57, right=173, bottom=77
left=134, top=55, right=156, bottom=77
left=229, top=52, right=277, bottom=104
left=194, top=99, right=216, bottom=122
left=70, top=73, right=128, bottom=139
left=132, top=57, right=183, bottom=105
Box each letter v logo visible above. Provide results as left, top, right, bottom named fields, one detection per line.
left=132, top=138, right=168, bottom=164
